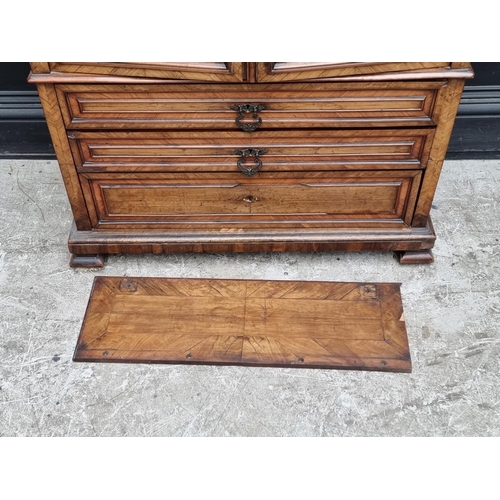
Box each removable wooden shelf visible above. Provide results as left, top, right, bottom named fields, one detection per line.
left=74, top=276, right=412, bottom=372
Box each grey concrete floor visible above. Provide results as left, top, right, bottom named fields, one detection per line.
left=0, top=159, right=499, bottom=436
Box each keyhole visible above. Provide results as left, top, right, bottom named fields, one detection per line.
left=243, top=195, right=254, bottom=203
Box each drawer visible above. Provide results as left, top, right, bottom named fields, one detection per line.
left=69, top=129, right=434, bottom=172
left=56, top=82, right=442, bottom=130
left=79, top=170, right=422, bottom=230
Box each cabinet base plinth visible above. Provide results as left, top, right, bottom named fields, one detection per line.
left=67, top=220, right=436, bottom=267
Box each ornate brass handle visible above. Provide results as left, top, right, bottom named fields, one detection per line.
left=230, top=103, right=266, bottom=132
left=234, top=148, right=267, bottom=177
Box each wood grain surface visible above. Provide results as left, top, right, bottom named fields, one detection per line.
left=73, top=277, right=411, bottom=372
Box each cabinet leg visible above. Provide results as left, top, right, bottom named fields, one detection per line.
left=397, top=249, right=434, bottom=264
left=70, top=254, right=106, bottom=268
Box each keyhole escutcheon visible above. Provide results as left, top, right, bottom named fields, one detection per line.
left=242, top=195, right=258, bottom=203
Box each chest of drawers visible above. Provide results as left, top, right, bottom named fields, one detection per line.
left=29, top=62, right=473, bottom=267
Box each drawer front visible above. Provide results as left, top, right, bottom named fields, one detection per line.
left=57, top=83, right=441, bottom=130
left=80, top=171, right=422, bottom=230
left=70, top=130, right=434, bottom=172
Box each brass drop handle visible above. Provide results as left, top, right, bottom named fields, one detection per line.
left=230, top=103, right=266, bottom=132
left=234, top=148, right=267, bottom=177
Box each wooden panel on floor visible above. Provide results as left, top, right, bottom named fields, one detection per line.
left=73, top=277, right=412, bottom=372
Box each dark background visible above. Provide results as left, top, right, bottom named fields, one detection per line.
left=1, top=62, right=499, bottom=159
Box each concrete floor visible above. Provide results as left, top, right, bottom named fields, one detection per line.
left=0, top=159, right=499, bottom=436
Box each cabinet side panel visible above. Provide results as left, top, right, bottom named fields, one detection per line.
left=412, top=79, right=465, bottom=226
left=36, top=83, right=92, bottom=230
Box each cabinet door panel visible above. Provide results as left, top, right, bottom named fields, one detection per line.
left=256, top=62, right=450, bottom=82
left=48, top=62, right=246, bottom=82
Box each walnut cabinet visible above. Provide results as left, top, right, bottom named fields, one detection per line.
left=29, top=62, right=473, bottom=267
